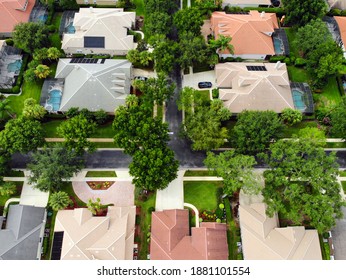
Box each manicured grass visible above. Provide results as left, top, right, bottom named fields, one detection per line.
left=4, top=170, right=25, bottom=177
left=224, top=198, right=240, bottom=260
left=132, top=0, right=145, bottom=16
left=7, top=79, right=43, bottom=116
left=184, top=170, right=216, bottom=176
left=325, top=142, right=346, bottom=148
left=281, top=121, right=318, bottom=138
left=60, top=181, right=86, bottom=207
left=184, top=181, right=223, bottom=212
left=51, top=12, right=62, bottom=31
left=284, top=28, right=299, bottom=57
left=314, top=76, right=342, bottom=108
left=85, top=171, right=117, bottom=177
left=197, top=90, right=211, bottom=103
left=339, top=171, right=346, bottom=177
left=0, top=181, right=24, bottom=213
left=136, top=192, right=156, bottom=260
left=94, top=142, right=119, bottom=148
left=341, top=181, right=346, bottom=193
left=90, top=123, right=115, bottom=138
left=49, top=33, right=62, bottom=49
left=42, top=119, right=64, bottom=138
left=287, top=66, right=310, bottom=83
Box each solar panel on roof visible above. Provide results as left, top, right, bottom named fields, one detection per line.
left=246, top=65, right=267, bottom=71
left=84, top=36, right=105, bottom=48
left=51, top=231, right=64, bottom=260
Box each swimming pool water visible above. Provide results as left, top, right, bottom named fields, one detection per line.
left=47, top=89, right=62, bottom=111
left=292, top=89, right=306, bottom=111
left=7, top=60, right=22, bottom=73
left=38, top=14, right=48, bottom=23
left=66, top=22, right=75, bottom=34
left=273, top=37, right=284, bottom=54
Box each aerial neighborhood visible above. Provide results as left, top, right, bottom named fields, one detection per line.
left=1, top=0, right=346, bottom=261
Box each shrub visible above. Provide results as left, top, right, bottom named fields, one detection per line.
left=93, top=109, right=109, bottom=125
left=147, top=206, right=155, bottom=214
left=283, top=57, right=291, bottom=65
left=212, top=88, right=219, bottom=99
left=79, top=108, right=94, bottom=121
left=295, top=57, right=307, bottom=67
left=5, top=39, right=14, bottom=46
left=47, top=25, right=56, bottom=32
left=65, top=107, right=80, bottom=118
left=235, top=57, right=243, bottom=62
left=281, top=108, right=303, bottom=126
left=12, top=86, right=20, bottom=93
left=269, top=55, right=286, bottom=63
left=219, top=203, right=224, bottom=209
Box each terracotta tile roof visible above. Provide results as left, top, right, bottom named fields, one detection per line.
left=211, top=10, right=278, bottom=55
left=0, top=0, right=35, bottom=34
left=150, top=209, right=228, bottom=260
left=335, top=16, right=346, bottom=48
left=215, top=62, right=294, bottom=113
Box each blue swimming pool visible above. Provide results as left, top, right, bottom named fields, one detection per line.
left=65, top=22, right=75, bottom=34
left=7, top=60, right=22, bottom=74
left=292, top=89, right=306, bottom=111
left=38, top=14, right=48, bottom=23
left=273, top=37, right=284, bottom=55
left=47, top=89, right=62, bottom=111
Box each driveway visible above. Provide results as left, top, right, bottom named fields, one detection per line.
left=19, top=178, right=49, bottom=207
left=72, top=180, right=134, bottom=206
left=182, top=70, right=216, bottom=90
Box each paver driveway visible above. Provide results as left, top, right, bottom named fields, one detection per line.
left=72, top=180, right=134, bottom=206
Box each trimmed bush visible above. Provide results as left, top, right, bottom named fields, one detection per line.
left=295, top=57, right=307, bottom=67
left=283, top=57, right=291, bottom=65
left=5, top=39, right=14, bottom=46
left=212, top=88, right=219, bottom=99
left=147, top=206, right=155, bottom=214
left=269, top=55, right=286, bottom=63
left=47, top=25, right=56, bottom=33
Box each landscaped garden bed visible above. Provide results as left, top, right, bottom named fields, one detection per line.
left=86, top=181, right=115, bottom=190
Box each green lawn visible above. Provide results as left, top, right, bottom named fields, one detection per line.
left=314, top=76, right=342, bottom=108
left=132, top=0, right=145, bottom=16
left=339, top=171, right=346, bottom=177
left=91, top=122, right=115, bottom=138
left=325, top=142, right=346, bottom=148
left=7, top=79, right=43, bottom=116
left=42, top=119, right=64, bottom=138
left=197, top=90, right=211, bottom=103
left=4, top=170, right=25, bottom=177
left=284, top=28, right=299, bottom=57
left=94, top=142, right=119, bottom=148
left=341, top=181, right=346, bottom=193
left=49, top=33, right=62, bottom=49
left=184, top=170, right=216, bottom=176
left=0, top=181, right=24, bottom=214
left=60, top=181, right=86, bottom=207
left=184, top=181, right=223, bottom=212
left=85, top=171, right=117, bottom=177
left=51, top=12, right=62, bottom=31
left=136, top=192, right=156, bottom=260
left=287, top=66, right=310, bottom=83
left=281, top=121, right=318, bottom=138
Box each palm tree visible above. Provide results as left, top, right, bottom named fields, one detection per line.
left=0, top=96, right=15, bottom=120
left=210, top=35, right=234, bottom=54
left=47, top=47, right=61, bottom=61
left=139, top=51, right=153, bottom=67
left=0, top=182, right=17, bottom=196
left=34, top=64, right=51, bottom=79
left=48, top=191, right=72, bottom=211
left=87, top=197, right=102, bottom=215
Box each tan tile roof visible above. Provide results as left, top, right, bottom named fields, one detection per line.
left=150, top=209, right=228, bottom=260
left=239, top=193, right=322, bottom=260
left=0, top=0, right=35, bottom=34
left=54, top=206, right=136, bottom=260
left=335, top=16, right=346, bottom=48
left=211, top=10, right=278, bottom=55
left=215, top=62, right=294, bottom=113
left=328, top=0, right=346, bottom=9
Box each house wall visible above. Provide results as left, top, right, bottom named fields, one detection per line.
left=220, top=53, right=267, bottom=60
left=63, top=47, right=128, bottom=56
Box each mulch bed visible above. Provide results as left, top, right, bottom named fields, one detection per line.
left=86, top=181, right=115, bottom=190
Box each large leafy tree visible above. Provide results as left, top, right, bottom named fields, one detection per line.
left=173, top=7, right=204, bottom=36
left=0, top=116, right=45, bottom=154
left=144, top=12, right=172, bottom=37
left=28, top=145, right=84, bottom=193
left=129, top=146, right=179, bottom=191
left=280, top=108, right=303, bottom=126
left=330, top=96, right=346, bottom=139
left=0, top=97, right=15, bottom=121
left=282, top=0, right=328, bottom=26
left=22, top=98, right=46, bottom=120
left=296, top=127, right=326, bottom=147
left=57, top=114, right=97, bottom=155
left=262, top=138, right=345, bottom=233
left=233, top=110, right=283, bottom=155
left=48, top=191, right=72, bottom=211
left=204, top=151, right=261, bottom=196
left=12, top=22, right=49, bottom=53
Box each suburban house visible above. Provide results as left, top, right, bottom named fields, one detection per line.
left=210, top=10, right=279, bottom=59
left=40, top=58, right=132, bottom=113
left=61, top=8, right=136, bottom=56
left=52, top=206, right=136, bottom=260
left=238, top=192, right=322, bottom=260
left=327, top=0, right=346, bottom=10
left=150, top=209, right=229, bottom=260
left=222, top=0, right=271, bottom=8
left=77, top=0, right=118, bottom=5
left=334, top=16, right=346, bottom=58
left=0, top=0, right=36, bottom=37
left=215, top=62, right=295, bottom=113
left=0, top=204, right=46, bottom=260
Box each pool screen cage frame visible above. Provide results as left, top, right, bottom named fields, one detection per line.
left=40, top=78, right=64, bottom=113
left=273, top=29, right=290, bottom=57
left=60, top=11, right=77, bottom=36
left=290, top=82, right=314, bottom=114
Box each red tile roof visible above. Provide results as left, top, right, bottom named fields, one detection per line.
left=0, top=0, right=35, bottom=34
left=150, top=209, right=228, bottom=260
